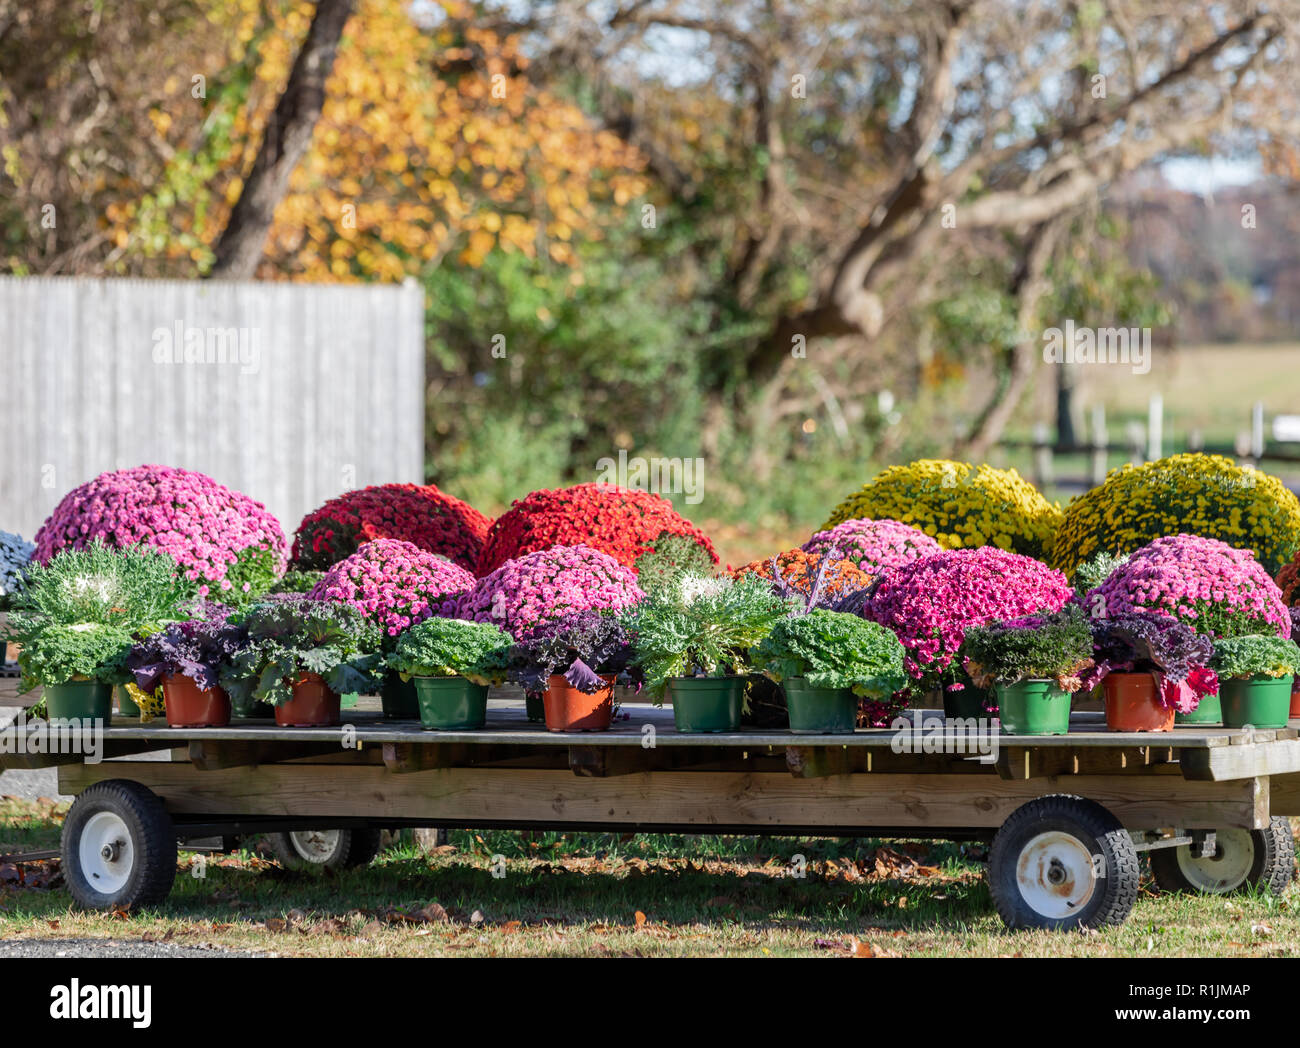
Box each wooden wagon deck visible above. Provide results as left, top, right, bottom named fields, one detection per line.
left=8, top=700, right=1297, bottom=837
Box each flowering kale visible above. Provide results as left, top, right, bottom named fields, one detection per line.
left=386, top=617, right=514, bottom=684
left=127, top=619, right=248, bottom=693
left=1211, top=634, right=1300, bottom=680
left=1078, top=611, right=1218, bottom=712
left=509, top=609, right=635, bottom=694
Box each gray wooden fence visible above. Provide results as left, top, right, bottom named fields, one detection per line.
left=0, top=276, right=425, bottom=544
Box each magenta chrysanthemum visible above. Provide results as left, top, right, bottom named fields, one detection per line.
left=801, top=518, right=941, bottom=576
left=865, top=546, right=1074, bottom=688
left=309, top=538, right=474, bottom=640
left=1086, top=534, right=1290, bottom=639
left=458, top=544, right=645, bottom=641
left=33, top=464, right=286, bottom=595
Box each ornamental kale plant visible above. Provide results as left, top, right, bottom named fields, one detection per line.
left=620, top=572, right=790, bottom=695
left=752, top=610, right=906, bottom=699
left=1081, top=612, right=1215, bottom=686
left=1211, top=635, right=1300, bottom=680
left=222, top=597, right=383, bottom=707
left=8, top=541, right=196, bottom=631
left=126, top=620, right=248, bottom=693
left=1078, top=611, right=1217, bottom=711
left=0, top=530, right=35, bottom=609
left=509, top=609, right=635, bottom=694
left=14, top=622, right=137, bottom=691
left=962, top=607, right=1095, bottom=692
left=386, top=617, right=515, bottom=685
left=1072, top=550, right=1129, bottom=597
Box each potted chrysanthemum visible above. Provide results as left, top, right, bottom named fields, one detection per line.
left=310, top=538, right=475, bottom=719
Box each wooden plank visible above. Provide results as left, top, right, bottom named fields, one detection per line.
left=188, top=740, right=344, bottom=771
left=57, top=761, right=1268, bottom=830
left=1180, top=739, right=1300, bottom=782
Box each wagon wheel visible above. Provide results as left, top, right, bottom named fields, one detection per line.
left=1150, top=818, right=1294, bottom=896
left=61, top=780, right=178, bottom=911
left=988, top=795, right=1139, bottom=931
left=267, top=827, right=383, bottom=871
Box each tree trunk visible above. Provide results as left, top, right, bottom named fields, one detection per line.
left=208, top=0, right=355, bottom=280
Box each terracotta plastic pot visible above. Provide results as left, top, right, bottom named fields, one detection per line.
left=413, top=676, right=489, bottom=730
left=784, top=678, right=857, bottom=734
left=380, top=671, right=419, bottom=719
left=996, top=679, right=1071, bottom=736
left=1220, top=674, right=1294, bottom=730
left=543, top=674, right=615, bottom=732
left=274, top=673, right=342, bottom=727
left=1102, top=672, right=1173, bottom=732
left=162, top=674, right=231, bottom=728
left=42, top=680, right=112, bottom=721
left=667, top=676, right=745, bottom=733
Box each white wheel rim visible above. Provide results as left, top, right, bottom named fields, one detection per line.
left=79, top=812, right=134, bottom=895
left=289, top=830, right=343, bottom=864
left=1016, top=831, right=1098, bottom=919
left=1174, top=828, right=1255, bottom=893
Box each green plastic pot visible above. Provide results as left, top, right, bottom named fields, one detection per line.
left=1175, top=692, right=1220, bottom=725
left=413, top=676, right=489, bottom=730
left=340, top=692, right=360, bottom=709
left=942, top=686, right=993, bottom=720
left=42, top=680, right=112, bottom=721
left=996, top=679, right=1071, bottom=736
left=115, top=685, right=141, bottom=717
left=1219, top=674, right=1294, bottom=730
left=525, top=692, right=546, bottom=723
left=668, top=676, right=744, bottom=733
left=231, top=691, right=275, bottom=719
left=380, top=671, right=419, bottom=719
left=784, top=678, right=857, bottom=734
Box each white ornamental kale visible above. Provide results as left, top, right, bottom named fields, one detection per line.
left=0, top=530, right=35, bottom=602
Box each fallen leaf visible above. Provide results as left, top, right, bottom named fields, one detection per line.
left=502, top=920, right=522, bottom=934
left=419, top=902, right=449, bottom=923
left=851, top=939, right=874, bottom=957
left=265, top=918, right=288, bottom=933
left=470, top=909, right=485, bottom=925
left=634, top=910, right=647, bottom=928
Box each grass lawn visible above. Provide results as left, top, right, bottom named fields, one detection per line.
left=3, top=798, right=1298, bottom=957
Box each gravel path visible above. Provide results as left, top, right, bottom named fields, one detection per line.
left=0, top=938, right=263, bottom=958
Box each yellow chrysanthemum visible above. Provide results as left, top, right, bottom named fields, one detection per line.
left=822, top=460, right=1062, bottom=560
left=1051, top=453, right=1300, bottom=577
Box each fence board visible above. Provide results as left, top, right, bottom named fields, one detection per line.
left=0, top=276, right=424, bottom=543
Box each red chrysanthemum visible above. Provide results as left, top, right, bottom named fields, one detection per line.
left=730, top=548, right=871, bottom=600
left=476, top=484, right=717, bottom=575
left=292, top=483, right=491, bottom=574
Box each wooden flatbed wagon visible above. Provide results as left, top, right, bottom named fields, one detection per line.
left=8, top=699, right=1300, bottom=930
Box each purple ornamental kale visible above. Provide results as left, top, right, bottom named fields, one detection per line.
left=1079, top=612, right=1213, bottom=692
left=509, top=609, right=634, bottom=694
left=127, top=619, right=248, bottom=693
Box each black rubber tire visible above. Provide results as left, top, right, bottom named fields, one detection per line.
left=989, top=794, right=1139, bottom=930
left=61, top=780, right=177, bottom=911
left=1150, top=817, right=1295, bottom=896
left=267, top=827, right=384, bottom=871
